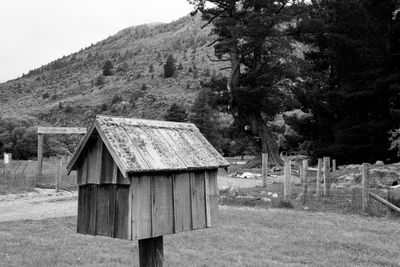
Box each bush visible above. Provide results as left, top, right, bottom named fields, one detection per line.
left=112, top=94, right=123, bottom=104
left=95, top=75, right=105, bottom=86
left=102, top=60, right=113, bottom=76
left=42, top=92, right=49, bottom=99
left=277, top=199, right=294, bottom=209
left=163, top=54, right=176, bottom=78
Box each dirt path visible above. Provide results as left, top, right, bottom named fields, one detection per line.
left=0, top=176, right=269, bottom=223
left=0, top=189, right=77, bottom=222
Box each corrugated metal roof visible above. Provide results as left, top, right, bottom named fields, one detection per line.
left=67, top=116, right=229, bottom=175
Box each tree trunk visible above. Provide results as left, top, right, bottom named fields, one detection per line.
left=260, top=121, right=284, bottom=166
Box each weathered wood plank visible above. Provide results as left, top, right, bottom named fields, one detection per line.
left=131, top=176, right=140, bottom=240
left=96, top=185, right=115, bottom=237
left=173, top=173, right=191, bottom=232
left=114, top=185, right=129, bottom=239
left=204, top=171, right=211, bottom=228
left=77, top=185, right=89, bottom=234
left=81, top=152, right=88, bottom=185
left=128, top=180, right=132, bottom=240
left=194, top=172, right=206, bottom=229
left=88, top=185, right=98, bottom=235
left=138, top=176, right=152, bottom=239
left=37, top=127, right=87, bottom=134
left=190, top=172, right=196, bottom=230
left=208, top=170, right=218, bottom=224
left=153, top=175, right=174, bottom=237
left=101, top=144, right=114, bottom=183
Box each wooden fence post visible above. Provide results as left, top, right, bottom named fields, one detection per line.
left=262, top=153, right=268, bottom=187
left=332, top=159, right=337, bottom=176
left=139, top=236, right=164, bottom=267
left=55, top=156, right=62, bottom=192
left=362, top=163, right=370, bottom=214
left=284, top=158, right=292, bottom=200
left=316, top=158, right=322, bottom=198
left=37, top=133, right=44, bottom=181
left=323, top=157, right=330, bottom=196
left=302, top=159, right=309, bottom=205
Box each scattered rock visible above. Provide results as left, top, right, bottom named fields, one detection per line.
left=375, top=160, right=384, bottom=166
left=272, top=193, right=278, bottom=198
left=261, top=197, right=271, bottom=202
left=240, top=172, right=257, bottom=179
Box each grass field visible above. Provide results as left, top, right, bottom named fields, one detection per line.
left=0, top=207, right=399, bottom=266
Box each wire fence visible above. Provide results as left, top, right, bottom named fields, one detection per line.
left=0, top=157, right=77, bottom=192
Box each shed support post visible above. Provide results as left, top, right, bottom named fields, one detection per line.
left=37, top=133, right=44, bottom=181
left=139, top=236, right=164, bottom=267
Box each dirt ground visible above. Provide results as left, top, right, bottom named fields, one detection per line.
left=0, top=188, right=77, bottom=222
left=0, top=176, right=265, bottom=222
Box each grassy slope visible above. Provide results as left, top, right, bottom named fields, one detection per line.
left=0, top=14, right=227, bottom=127
left=0, top=207, right=399, bottom=266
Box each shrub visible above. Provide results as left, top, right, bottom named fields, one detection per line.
left=277, top=199, right=294, bottom=209
left=102, top=60, right=113, bottom=76
left=141, top=83, right=147, bottom=91
left=112, top=94, right=123, bottom=104
left=163, top=54, right=176, bottom=78
left=95, top=75, right=105, bottom=86
left=42, top=92, right=49, bottom=99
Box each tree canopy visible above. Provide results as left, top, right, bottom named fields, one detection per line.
left=189, top=0, right=306, bottom=164
left=291, top=0, right=400, bottom=163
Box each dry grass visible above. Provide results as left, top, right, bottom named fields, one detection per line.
left=0, top=207, right=399, bottom=266
left=0, top=159, right=77, bottom=194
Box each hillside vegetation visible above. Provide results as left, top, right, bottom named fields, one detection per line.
left=0, top=14, right=227, bottom=127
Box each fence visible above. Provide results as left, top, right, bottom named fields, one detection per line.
left=0, top=155, right=76, bottom=192
left=282, top=157, right=398, bottom=217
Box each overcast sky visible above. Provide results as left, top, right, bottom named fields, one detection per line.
left=0, top=0, right=193, bottom=83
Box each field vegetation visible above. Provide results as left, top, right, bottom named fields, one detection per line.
left=0, top=207, right=399, bottom=266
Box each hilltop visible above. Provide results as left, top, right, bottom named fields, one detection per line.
left=0, top=14, right=228, bottom=127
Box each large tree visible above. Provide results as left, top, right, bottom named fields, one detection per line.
left=188, top=0, right=305, bottom=165
left=292, top=0, right=400, bottom=164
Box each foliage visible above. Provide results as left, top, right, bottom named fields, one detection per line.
left=0, top=116, right=38, bottom=159
left=189, top=0, right=306, bottom=164
left=292, top=0, right=400, bottom=164
left=163, top=54, right=176, bottom=78
left=94, top=75, right=105, bottom=86
left=190, top=89, right=221, bottom=150
left=164, top=103, right=188, bottom=122
left=102, top=60, right=113, bottom=76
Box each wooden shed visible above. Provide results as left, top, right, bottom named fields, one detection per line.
left=67, top=115, right=229, bottom=241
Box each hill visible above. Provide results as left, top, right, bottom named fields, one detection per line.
left=0, top=14, right=228, bottom=127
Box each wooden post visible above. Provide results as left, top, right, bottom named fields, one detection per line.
left=302, top=160, right=309, bottom=205
left=262, top=153, right=268, bottom=187
left=362, top=163, right=370, bottom=214
left=284, top=158, right=292, bottom=200
left=37, top=133, right=44, bottom=180
left=139, top=236, right=164, bottom=267
left=316, top=158, right=322, bottom=198
left=323, top=157, right=330, bottom=196
left=332, top=159, right=337, bottom=176
left=284, top=159, right=288, bottom=200
left=55, top=156, right=62, bottom=192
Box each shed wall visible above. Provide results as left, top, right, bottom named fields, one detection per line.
left=77, top=139, right=129, bottom=185
left=130, top=169, right=218, bottom=240
left=77, top=184, right=129, bottom=239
